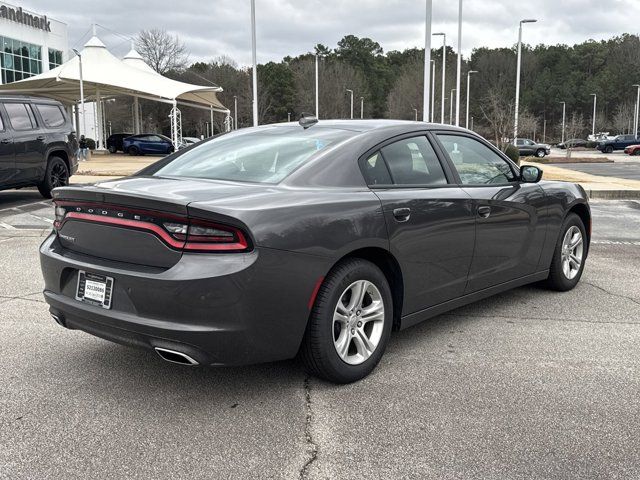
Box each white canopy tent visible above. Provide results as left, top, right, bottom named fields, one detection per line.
left=0, top=35, right=229, bottom=148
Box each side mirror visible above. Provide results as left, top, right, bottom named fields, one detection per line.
left=520, top=165, right=543, bottom=183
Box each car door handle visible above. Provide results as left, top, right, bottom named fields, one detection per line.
left=393, top=208, right=411, bottom=222
left=478, top=206, right=491, bottom=218
left=36, top=135, right=45, bottom=141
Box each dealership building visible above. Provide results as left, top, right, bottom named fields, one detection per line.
left=0, top=2, right=67, bottom=85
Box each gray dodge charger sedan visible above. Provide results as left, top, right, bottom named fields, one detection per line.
left=40, top=119, right=590, bottom=383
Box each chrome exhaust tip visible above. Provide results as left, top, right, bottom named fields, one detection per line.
left=154, top=347, right=199, bottom=366
left=51, top=313, right=65, bottom=327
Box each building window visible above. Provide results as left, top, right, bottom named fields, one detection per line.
left=0, top=36, right=42, bottom=84
left=48, top=48, right=62, bottom=70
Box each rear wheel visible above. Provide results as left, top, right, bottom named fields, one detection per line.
left=536, top=149, right=546, bottom=158
left=604, top=145, right=614, bottom=153
left=544, top=213, right=587, bottom=291
left=128, top=146, right=139, bottom=156
left=634, top=149, right=640, bottom=156
left=37, top=156, right=69, bottom=198
left=108, top=145, right=117, bottom=154
left=300, top=258, right=393, bottom=383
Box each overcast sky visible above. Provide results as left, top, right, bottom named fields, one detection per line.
left=23, top=0, right=640, bottom=66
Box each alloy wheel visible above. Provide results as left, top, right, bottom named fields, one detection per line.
left=561, top=225, right=583, bottom=280
left=332, top=280, right=385, bottom=365
left=50, top=162, right=69, bottom=189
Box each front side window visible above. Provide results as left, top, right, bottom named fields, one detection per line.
left=36, top=104, right=65, bottom=128
left=437, top=134, right=516, bottom=185
left=4, top=103, right=35, bottom=130
left=380, top=136, right=447, bottom=185
left=153, top=127, right=354, bottom=184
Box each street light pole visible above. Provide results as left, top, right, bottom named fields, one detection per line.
left=233, top=95, right=238, bottom=130
left=423, top=0, right=432, bottom=122
left=413, top=108, right=418, bottom=121
left=465, top=70, right=477, bottom=129
left=430, top=60, right=435, bottom=122
left=513, top=19, right=537, bottom=145
left=360, top=97, right=364, bottom=119
left=346, top=89, right=354, bottom=119
left=250, top=0, right=258, bottom=127
left=590, top=93, right=597, bottom=136
left=633, top=84, right=640, bottom=139
left=559, top=101, right=566, bottom=143
left=455, top=0, right=463, bottom=126
left=72, top=49, right=86, bottom=137
left=315, top=54, right=319, bottom=118
left=432, top=32, right=446, bottom=123
left=449, top=88, right=456, bottom=124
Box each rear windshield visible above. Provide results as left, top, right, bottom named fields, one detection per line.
left=152, top=127, right=354, bottom=184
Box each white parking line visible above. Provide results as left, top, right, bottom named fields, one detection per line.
left=0, top=221, right=17, bottom=230
left=592, top=240, right=640, bottom=246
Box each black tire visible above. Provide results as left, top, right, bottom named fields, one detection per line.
left=604, top=145, right=614, bottom=153
left=37, top=156, right=69, bottom=198
left=300, top=258, right=393, bottom=384
left=544, top=213, right=587, bottom=291
left=536, top=149, right=546, bottom=158
left=128, top=146, right=139, bottom=156
left=634, top=149, right=640, bottom=156
left=108, top=145, right=117, bottom=154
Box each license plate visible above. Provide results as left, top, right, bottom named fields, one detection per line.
left=76, top=271, right=114, bottom=309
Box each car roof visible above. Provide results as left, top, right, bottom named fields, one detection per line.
left=0, top=94, right=62, bottom=104
left=267, top=119, right=465, bottom=133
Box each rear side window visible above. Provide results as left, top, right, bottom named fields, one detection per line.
left=4, top=103, right=36, bottom=131
left=362, top=152, right=392, bottom=185
left=380, top=136, right=448, bottom=185
left=36, top=104, right=65, bottom=128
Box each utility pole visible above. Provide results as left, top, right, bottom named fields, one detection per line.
left=233, top=95, right=238, bottom=130
left=455, top=0, right=463, bottom=126
left=633, top=84, right=640, bottom=139
left=590, top=93, right=597, bottom=136
left=250, top=0, right=258, bottom=126
left=449, top=88, right=456, bottom=124
left=315, top=54, right=319, bottom=118
left=465, top=70, right=477, bottom=129
left=430, top=60, right=435, bottom=122
left=513, top=19, right=537, bottom=145
left=423, top=0, right=432, bottom=122
left=360, top=97, right=364, bottom=119
left=433, top=32, right=446, bottom=123
left=346, top=89, right=354, bottom=119
left=559, top=101, right=566, bottom=143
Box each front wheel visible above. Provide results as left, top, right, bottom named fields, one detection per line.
left=108, top=145, right=117, bottom=154
left=128, top=146, right=139, bottom=156
left=544, top=213, right=587, bottom=291
left=300, top=258, right=393, bottom=383
left=604, top=145, right=614, bottom=153
left=536, top=149, right=546, bottom=158
left=37, top=156, right=69, bottom=198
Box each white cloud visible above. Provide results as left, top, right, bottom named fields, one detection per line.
left=23, top=0, right=640, bottom=66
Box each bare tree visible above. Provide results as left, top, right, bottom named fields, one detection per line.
left=518, top=109, right=539, bottom=140
left=136, top=29, right=189, bottom=74
left=564, top=112, right=585, bottom=159
left=479, top=87, right=514, bottom=149
left=612, top=102, right=634, bottom=134
left=387, top=58, right=423, bottom=120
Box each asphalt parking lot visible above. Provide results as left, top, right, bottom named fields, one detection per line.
left=1, top=194, right=640, bottom=479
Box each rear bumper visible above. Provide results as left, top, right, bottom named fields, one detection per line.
left=40, top=234, right=328, bottom=366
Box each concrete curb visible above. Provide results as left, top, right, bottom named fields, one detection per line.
left=586, top=190, right=640, bottom=200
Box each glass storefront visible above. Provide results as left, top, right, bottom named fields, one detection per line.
left=48, top=48, right=62, bottom=70
left=0, top=35, right=42, bottom=84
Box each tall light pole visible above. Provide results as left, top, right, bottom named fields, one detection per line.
left=423, top=0, right=432, bottom=122
left=633, top=84, right=640, bottom=139
left=315, top=54, right=319, bottom=118
left=433, top=32, right=446, bottom=123
left=72, top=49, right=86, bottom=137
left=430, top=60, right=436, bottom=122
left=233, top=95, right=238, bottom=130
left=590, top=93, right=597, bottom=136
left=465, top=70, right=477, bottom=129
left=449, top=88, right=456, bottom=125
left=346, top=89, right=354, bottom=119
left=250, top=0, right=258, bottom=127
left=454, top=0, right=463, bottom=126
left=559, top=101, right=566, bottom=143
left=513, top=18, right=537, bottom=145
left=360, top=97, right=364, bottom=119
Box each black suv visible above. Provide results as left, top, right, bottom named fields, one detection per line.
left=596, top=134, right=639, bottom=153
left=0, top=95, right=78, bottom=198
left=106, top=132, right=133, bottom=153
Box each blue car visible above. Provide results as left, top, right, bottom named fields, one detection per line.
left=123, top=134, right=174, bottom=156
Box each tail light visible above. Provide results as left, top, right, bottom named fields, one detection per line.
left=53, top=201, right=250, bottom=253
